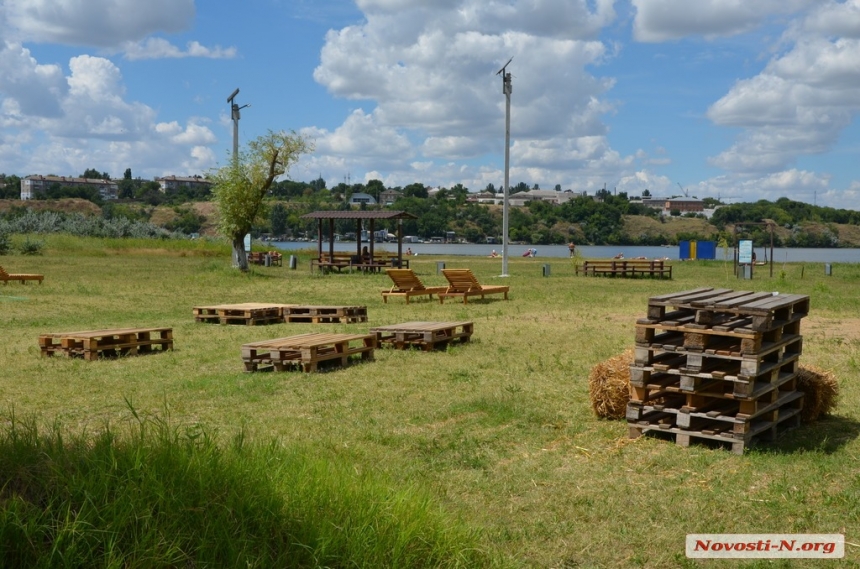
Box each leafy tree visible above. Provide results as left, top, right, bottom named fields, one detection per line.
left=123, top=168, right=132, bottom=180
left=642, top=189, right=651, bottom=197
left=1, top=174, right=21, bottom=199
left=270, top=203, right=288, bottom=236
left=211, top=130, right=312, bottom=270
left=366, top=179, right=385, bottom=201
left=402, top=183, right=428, bottom=199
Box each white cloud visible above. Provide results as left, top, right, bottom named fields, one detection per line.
left=0, top=43, right=67, bottom=117
left=707, top=35, right=860, bottom=174
left=122, top=38, right=237, bottom=61
left=803, top=0, right=860, bottom=38
left=5, top=0, right=195, bottom=47
left=631, top=0, right=816, bottom=42
left=311, top=0, right=629, bottom=188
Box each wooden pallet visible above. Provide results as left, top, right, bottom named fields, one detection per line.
left=282, top=305, right=368, bottom=324
left=628, top=402, right=803, bottom=454
left=39, top=327, right=173, bottom=361
left=370, top=321, right=473, bottom=350
left=644, top=288, right=810, bottom=331
left=193, top=303, right=293, bottom=325
left=241, top=332, right=375, bottom=372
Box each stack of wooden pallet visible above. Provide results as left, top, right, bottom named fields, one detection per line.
left=626, top=288, right=809, bottom=454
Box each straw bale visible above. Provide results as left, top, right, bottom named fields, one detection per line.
left=796, top=364, right=839, bottom=423
left=588, top=350, right=633, bottom=420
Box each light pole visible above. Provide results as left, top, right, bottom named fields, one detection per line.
left=496, top=58, right=513, bottom=277
left=227, top=88, right=249, bottom=162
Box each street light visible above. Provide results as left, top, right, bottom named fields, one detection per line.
left=227, top=88, right=250, bottom=162
left=496, top=58, right=513, bottom=277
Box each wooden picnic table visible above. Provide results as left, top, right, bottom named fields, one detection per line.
left=575, top=259, right=672, bottom=278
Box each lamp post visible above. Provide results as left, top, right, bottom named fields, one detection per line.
left=496, top=58, right=513, bottom=277
left=226, top=88, right=249, bottom=162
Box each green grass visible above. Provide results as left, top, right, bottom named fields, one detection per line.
left=2, top=235, right=859, bottom=567
left=0, top=407, right=489, bottom=568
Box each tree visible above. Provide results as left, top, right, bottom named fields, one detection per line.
left=211, top=130, right=312, bottom=270
left=123, top=168, right=132, bottom=180
left=270, top=203, right=288, bottom=236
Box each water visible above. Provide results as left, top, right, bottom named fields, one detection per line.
left=270, top=241, right=860, bottom=263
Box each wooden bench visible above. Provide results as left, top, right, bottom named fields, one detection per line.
left=193, top=303, right=293, bottom=325
left=39, top=327, right=173, bottom=360
left=371, top=321, right=474, bottom=350
left=439, top=269, right=509, bottom=304
left=248, top=252, right=283, bottom=266
left=1, top=265, right=44, bottom=285
left=311, top=252, right=409, bottom=273
left=576, top=259, right=672, bottom=279
left=241, top=332, right=376, bottom=372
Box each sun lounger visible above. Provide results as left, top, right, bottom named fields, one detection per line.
left=382, top=269, right=448, bottom=304
left=439, top=268, right=509, bottom=304
left=0, top=265, right=44, bottom=285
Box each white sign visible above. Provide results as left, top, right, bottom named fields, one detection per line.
left=243, top=233, right=251, bottom=252
left=738, top=239, right=753, bottom=264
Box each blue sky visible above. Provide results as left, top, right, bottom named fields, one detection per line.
left=2, top=0, right=860, bottom=209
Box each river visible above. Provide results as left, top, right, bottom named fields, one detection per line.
left=270, top=241, right=860, bottom=263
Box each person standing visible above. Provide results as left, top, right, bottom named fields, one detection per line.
left=568, top=242, right=576, bottom=257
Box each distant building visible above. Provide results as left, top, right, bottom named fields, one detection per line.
left=348, top=192, right=377, bottom=206
left=156, top=175, right=211, bottom=194
left=20, top=175, right=118, bottom=200
left=664, top=198, right=704, bottom=213
left=379, top=189, right=402, bottom=206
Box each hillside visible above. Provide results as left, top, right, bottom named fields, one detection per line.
left=4, top=198, right=860, bottom=246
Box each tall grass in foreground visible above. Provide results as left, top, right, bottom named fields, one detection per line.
left=0, top=408, right=493, bottom=568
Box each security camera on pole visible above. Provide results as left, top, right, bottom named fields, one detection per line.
left=496, top=58, right=513, bottom=277
left=227, top=88, right=250, bottom=163
left=227, top=88, right=251, bottom=265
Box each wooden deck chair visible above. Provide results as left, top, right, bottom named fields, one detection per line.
left=439, top=269, right=509, bottom=304
left=382, top=269, right=448, bottom=304
left=0, top=265, right=44, bottom=285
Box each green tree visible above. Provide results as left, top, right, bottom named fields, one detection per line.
left=211, top=130, right=312, bottom=270
left=270, top=203, right=288, bottom=236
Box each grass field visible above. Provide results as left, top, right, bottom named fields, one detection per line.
left=2, top=235, right=859, bottom=568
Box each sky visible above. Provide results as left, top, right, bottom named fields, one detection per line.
left=2, top=0, right=860, bottom=209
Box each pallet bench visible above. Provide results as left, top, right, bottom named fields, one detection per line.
left=576, top=259, right=672, bottom=279
left=241, top=332, right=376, bottom=372
left=39, top=327, right=173, bottom=361
left=248, top=252, right=283, bottom=266
left=370, top=321, right=473, bottom=350
left=282, top=305, right=368, bottom=324
left=193, top=303, right=293, bottom=325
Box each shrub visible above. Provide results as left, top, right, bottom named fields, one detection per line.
left=18, top=238, right=44, bottom=255
left=0, top=231, right=10, bottom=255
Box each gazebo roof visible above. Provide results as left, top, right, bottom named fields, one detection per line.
left=301, top=210, right=417, bottom=220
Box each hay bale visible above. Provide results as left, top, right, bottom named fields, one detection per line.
left=588, top=350, right=633, bottom=420
left=796, top=364, right=839, bottom=423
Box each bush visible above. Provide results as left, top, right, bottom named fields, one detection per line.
left=18, top=238, right=44, bottom=255
left=0, top=231, right=10, bottom=255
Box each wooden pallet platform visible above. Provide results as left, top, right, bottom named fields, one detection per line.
left=282, top=305, right=368, bottom=324
left=644, top=288, right=810, bottom=331
left=370, top=321, right=473, bottom=350
left=627, top=390, right=803, bottom=432
left=39, top=327, right=173, bottom=361
left=241, top=332, right=375, bottom=372
left=629, top=363, right=799, bottom=403
left=193, top=303, right=294, bottom=325
left=628, top=402, right=803, bottom=454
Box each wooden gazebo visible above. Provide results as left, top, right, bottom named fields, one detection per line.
left=300, top=210, right=417, bottom=268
